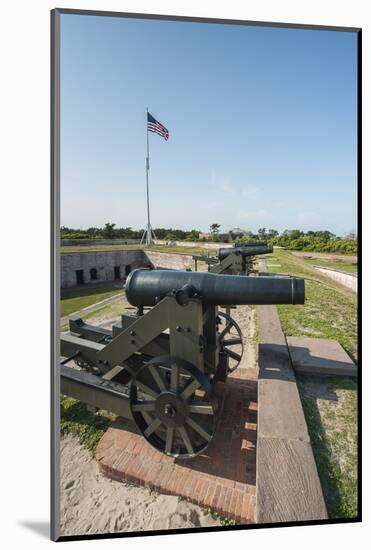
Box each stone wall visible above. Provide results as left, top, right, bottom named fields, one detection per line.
left=61, top=250, right=194, bottom=287
left=62, top=239, right=141, bottom=246
left=145, top=251, right=193, bottom=270
left=61, top=250, right=147, bottom=288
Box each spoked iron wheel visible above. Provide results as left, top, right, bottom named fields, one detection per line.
left=130, top=356, right=217, bottom=459
left=217, top=311, right=244, bottom=372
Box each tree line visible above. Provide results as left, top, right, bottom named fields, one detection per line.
left=248, top=228, right=357, bottom=255
left=61, top=224, right=200, bottom=242
left=61, top=224, right=357, bottom=255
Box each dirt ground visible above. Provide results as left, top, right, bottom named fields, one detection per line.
left=291, top=251, right=357, bottom=262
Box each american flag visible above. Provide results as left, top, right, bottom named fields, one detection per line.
left=147, top=112, right=169, bottom=141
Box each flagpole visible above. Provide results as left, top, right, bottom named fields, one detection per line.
left=141, top=107, right=153, bottom=245
left=146, top=107, right=151, bottom=245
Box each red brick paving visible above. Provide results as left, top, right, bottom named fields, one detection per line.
left=96, top=366, right=257, bottom=524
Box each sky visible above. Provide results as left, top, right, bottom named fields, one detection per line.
left=60, top=14, right=358, bottom=235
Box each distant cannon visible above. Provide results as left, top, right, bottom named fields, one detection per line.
left=192, top=245, right=273, bottom=275
left=233, top=241, right=268, bottom=248
left=61, top=269, right=305, bottom=459
left=218, top=245, right=273, bottom=260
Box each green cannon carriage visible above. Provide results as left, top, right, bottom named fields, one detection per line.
left=60, top=269, right=304, bottom=459
left=193, top=245, right=273, bottom=275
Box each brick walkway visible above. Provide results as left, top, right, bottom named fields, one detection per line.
left=96, top=367, right=257, bottom=524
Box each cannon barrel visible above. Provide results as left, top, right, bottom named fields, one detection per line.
left=218, top=245, right=273, bottom=260
left=125, top=269, right=304, bottom=307
left=234, top=241, right=268, bottom=247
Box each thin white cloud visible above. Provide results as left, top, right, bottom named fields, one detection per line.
left=241, top=186, right=260, bottom=200
left=210, top=173, right=262, bottom=200
left=235, top=208, right=274, bottom=222
left=294, top=211, right=322, bottom=224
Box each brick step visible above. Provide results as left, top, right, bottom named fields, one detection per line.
left=96, top=368, right=258, bottom=524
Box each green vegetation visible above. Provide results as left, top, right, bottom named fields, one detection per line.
left=61, top=243, right=210, bottom=255
left=268, top=250, right=357, bottom=355
left=62, top=224, right=357, bottom=253
left=267, top=249, right=358, bottom=518
left=80, top=301, right=124, bottom=322
left=267, top=229, right=357, bottom=255
left=61, top=283, right=123, bottom=317
left=61, top=301, right=125, bottom=332
left=60, top=396, right=116, bottom=454
left=298, top=376, right=357, bottom=518
left=61, top=243, right=143, bottom=253
left=203, top=507, right=235, bottom=526
left=281, top=238, right=356, bottom=255
left=237, top=229, right=357, bottom=254
left=61, top=224, right=200, bottom=241
left=298, top=256, right=357, bottom=274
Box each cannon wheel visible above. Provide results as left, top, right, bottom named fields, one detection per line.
left=130, top=355, right=217, bottom=459
left=217, top=311, right=244, bottom=373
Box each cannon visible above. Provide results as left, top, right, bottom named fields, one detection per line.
left=193, top=245, right=273, bottom=275
left=60, top=269, right=304, bottom=459
left=192, top=250, right=252, bottom=275
left=233, top=241, right=268, bottom=248
left=125, top=268, right=303, bottom=306
left=216, top=246, right=273, bottom=275
left=218, top=245, right=273, bottom=260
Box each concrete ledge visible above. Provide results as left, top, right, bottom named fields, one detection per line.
left=314, top=266, right=357, bottom=292
left=287, top=336, right=357, bottom=377
left=256, top=305, right=328, bottom=523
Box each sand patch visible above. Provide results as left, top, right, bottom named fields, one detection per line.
left=60, top=434, right=221, bottom=536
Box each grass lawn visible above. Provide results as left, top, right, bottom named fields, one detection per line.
left=60, top=300, right=125, bottom=332
left=61, top=243, right=210, bottom=256
left=298, top=256, right=358, bottom=274
left=267, top=250, right=357, bottom=355
left=267, top=249, right=358, bottom=519
left=61, top=283, right=123, bottom=317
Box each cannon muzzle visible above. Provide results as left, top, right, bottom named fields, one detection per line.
left=125, top=269, right=305, bottom=307
left=218, top=246, right=273, bottom=260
